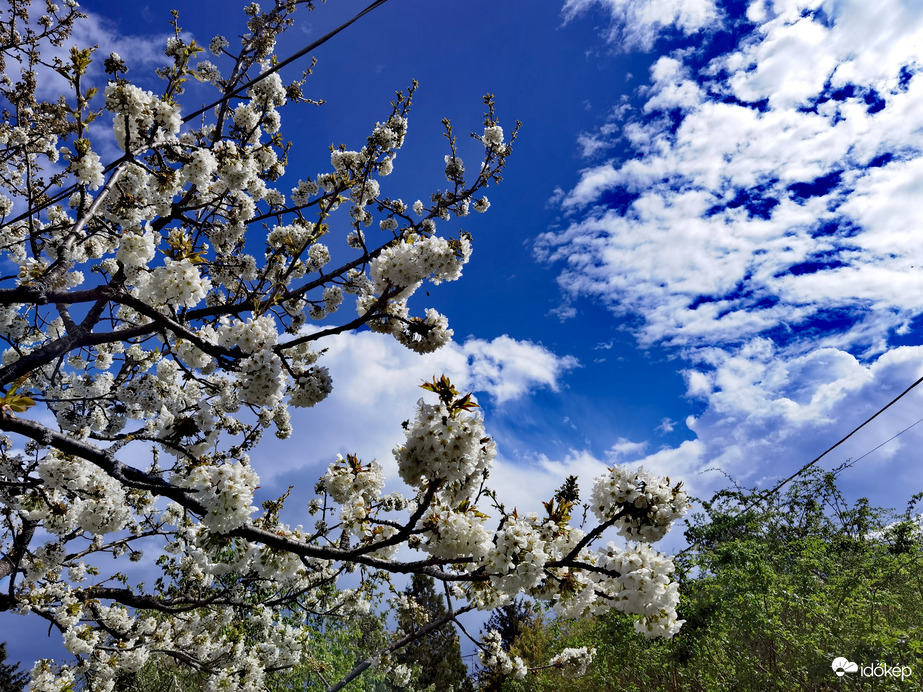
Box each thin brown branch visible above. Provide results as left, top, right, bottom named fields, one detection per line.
left=182, top=0, right=391, bottom=124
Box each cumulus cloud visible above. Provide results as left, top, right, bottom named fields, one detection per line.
left=317, top=330, right=578, bottom=409
left=253, top=331, right=578, bottom=482
left=679, top=345, right=923, bottom=505
left=543, top=0, right=923, bottom=498
left=254, top=332, right=590, bottom=539
left=525, top=345, right=923, bottom=514
left=606, top=437, right=649, bottom=459
left=464, top=335, right=580, bottom=403
left=488, top=449, right=610, bottom=513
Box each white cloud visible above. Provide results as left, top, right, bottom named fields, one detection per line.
left=558, top=344, right=923, bottom=510
left=656, top=417, right=676, bottom=433
left=252, top=331, right=578, bottom=482
left=488, top=449, right=610, bottom=513
left=316, top=330, right=578, bottom=409
left=252, top=331, right=590, bottom=536
left=542, top=0, right=923, bottom=352
left=679, top=344, right=923, bottom=501
left=727, top=11, right=836, bottom=109
left=27, top=10, right=170, bottom=104
left=464, top=335, right=580, bottom=403
left=577, top=132, right=612, bottom=158
left=606, top=437, right=648, bottom=459
left=544, top=0, right=923, bottom=508
left=643, top=56, right=703, bottom=112
left=561, top=0, right=721, bottom=51
left=558, top=162, right=622, bottom=209
left=576, top=112, right=626, bottom=159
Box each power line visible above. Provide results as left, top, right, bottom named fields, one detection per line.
left=678, top=368, right=923, bottom=556
left=756, top=369, right=923, bottom=502
left=843, top=415, right=923, bottom=469
left=183, top=0, right=390, bottom=123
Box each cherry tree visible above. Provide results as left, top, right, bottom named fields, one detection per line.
left=0, top=1, right=690, bottom=689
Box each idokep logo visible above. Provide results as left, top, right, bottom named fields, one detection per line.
left=832, top=657, right=858, bottom=676
left=832, top=657, right=913, bottom=681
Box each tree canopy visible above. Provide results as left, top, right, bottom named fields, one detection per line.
left=0, top=1, right=690, bottom=689
left=393, top=574, right=473, bottom=691
left=493, top=468, right=923, bottom=691
left=0, top=643, right=27, bottom=692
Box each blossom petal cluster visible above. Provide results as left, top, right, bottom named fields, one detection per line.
left=549, top=646, right=596, bottom=678
left=394, top=397, right=495, bottom=504
left=478, top=630, right=528, bottom=680
left=591, top=465, right=689, bottom=542
left=0, top=2, right=681, bottom=689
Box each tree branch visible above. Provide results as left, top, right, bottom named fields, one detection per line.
left=0, top=415, right=207, bottom=511
left=0, top=517, right=36, bottom=594
left=0, top=417, right=489, bottom=582
left=181, top=0, right=392, bottom=124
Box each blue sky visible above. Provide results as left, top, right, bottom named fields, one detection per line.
left=6, top=0, right=923, bottom=671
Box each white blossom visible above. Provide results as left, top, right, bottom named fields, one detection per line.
left=483, top=125, right=504, bottom=151
left=143, top=258, right=212, bottom=307
left=0, top=4, right=684, bottom=687
left=549, top=646, right=596, bottom=678
left=70, top=149, right=104, bottom=189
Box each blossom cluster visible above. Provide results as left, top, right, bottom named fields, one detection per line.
left=394, top=397, right=495, bottom=504
left=370, top=233, right=472, bottom=291
left=141, top=257, right=213, bottom=307
left=591, top=465, right=689, bottom=542
left=105, top=82, right=182, bottom=151
left=478, top=630, right=528, bottom=680
left=17, top=452, right=136, bottom=538
left=0, top=1, right=681, bottom=689
left=419, top=502, right=491, bottom=560
left=597, top=542, right=684, bottom=638
left=179, top=461, right=261, bottom=532
left=320, top=454, right=386, bottom=533
left=68, top=150, right=105, bottom=189
left=549, top=646, right=596, bottom=678
left=388, top=388, right=687, bottom=638
left=215, top=314, right=279, bottom=353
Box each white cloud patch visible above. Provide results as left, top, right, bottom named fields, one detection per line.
left=318, top=331, right=578, bottom=409
left=605, top=437, right=648, bottom=459
left=531, top=347, right=923, bottom=512
left=488, top=449, right=611, bottom=513
left=543, top=0, right=923, bottom=351
left=679, top=345, right=923, bottom=503
left=561, top=0, right=721, bottom=51
left=656, top=417, right=676, bottom=433
left=577, top=132, right=612, bottom=158
left=464, top=335, right=580, bottom=403
left=252, top=331, right=577, bottom=482
left=545, top=0, right=923, bottom=504
left=26, top=10, right=171, bottom=104
left=253, top=332, right=589, bottom=537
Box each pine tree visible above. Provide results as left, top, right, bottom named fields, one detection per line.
left=0, top=643, right=27, bottom=692
left=485, top=599, right=536, bottom=652
left=476, top=599, right=537, bottom=691
left=394, top=575, right=473, bottom=691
